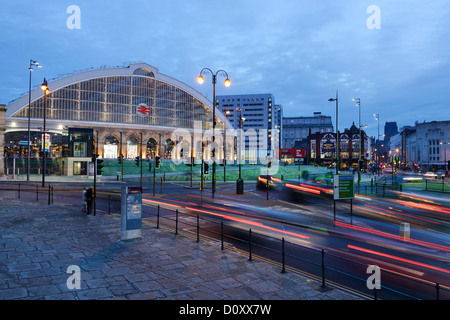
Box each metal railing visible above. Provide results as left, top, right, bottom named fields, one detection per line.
left=147, top=202, right=450, bottom=300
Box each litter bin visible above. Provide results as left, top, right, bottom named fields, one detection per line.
left=236, top=178, right=244, bottom=194
left=117, top=173, right=121, bottom=181
left=400, top=222, right=410, bottom=240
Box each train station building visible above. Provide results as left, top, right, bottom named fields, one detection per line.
left=0, top=62, right=233, bottom=176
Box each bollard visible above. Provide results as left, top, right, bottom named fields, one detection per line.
left=51, top=185, right=54, bottom=204
left=36, top=185, right=39, bottom=201
left=196, top=214, right=200, bottom=242
left=48, top=185, right=51, bottom=205
left=281, top=238, right=286, bottom=273
left=436, top=282, right=440, bottom=300
left=248, top=228, right=252, bottom=261
left=157, top=205, right=160, bottom=229
left=321, top=249, right=326, bottom=288
left=175, top=209, right=178, bottom=235
left=221, top=221, right=224, bottom=251
left=400, top=222, right=410, bottom=240
left=18, top=183, right=21, bottom=199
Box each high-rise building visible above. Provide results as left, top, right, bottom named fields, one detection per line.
left=282, top=112, right=333, bottom=148
left=384, top=121, right=398, bottom=141
left=216, top=93, right=281, bottom=159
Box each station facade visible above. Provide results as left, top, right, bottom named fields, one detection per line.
left=1, top=62, right=233, bottom=176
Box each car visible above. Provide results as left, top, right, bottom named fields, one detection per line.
left=423, top=171, right=438, bottom=179
left=256, top=175, right=281, bottom=190
left=436, top=171, right=445, bottom=178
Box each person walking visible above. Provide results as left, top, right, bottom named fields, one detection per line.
left=86, top=186, right=93, bottom=215
left=81, top=187, right=87, bottom=213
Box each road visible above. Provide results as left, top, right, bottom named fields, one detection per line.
left=2, top=177, right=449, bottom=300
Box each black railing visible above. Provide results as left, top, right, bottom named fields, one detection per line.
left=147, top=201, right=450, bottom=300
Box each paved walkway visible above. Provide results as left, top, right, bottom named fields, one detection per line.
left=0, top=198, right=362, bottom=300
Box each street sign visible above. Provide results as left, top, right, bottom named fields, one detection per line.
left=333, top=174, right=354, bottom=200
left=42, top=133, right=50, bottom=152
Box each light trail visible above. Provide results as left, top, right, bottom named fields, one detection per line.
left=335, top=221, right=450, bottom=252
left=347, top=244, right=450, bottom=275
left=363, top=204, right=440, bottom=225
left=397, top=200, right=450, bottom=215
left=185, top=206, right=311, bottom=240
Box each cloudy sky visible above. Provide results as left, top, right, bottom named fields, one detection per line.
left=1, top=0, right=449, bottom=138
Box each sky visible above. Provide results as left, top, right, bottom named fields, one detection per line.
left=1, top=0, right=450, bottom=138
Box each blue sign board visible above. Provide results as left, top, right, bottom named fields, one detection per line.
left=121, top=187, right=142, bottom=240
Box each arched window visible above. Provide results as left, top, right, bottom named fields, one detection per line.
left=104, top=136, right=119, bottom=159
left=147, top=138, right=158, bottom=158
left=195, top=141, right=205, bottom=160
left=133, top=68, right=155, bottom=77
left=164, top=139, right=174, bottom=159
left=127, top=137, right=139, bottom=159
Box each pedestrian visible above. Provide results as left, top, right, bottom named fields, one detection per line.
left=81, top=187, right=87, bottom=213
left=86, top=186, right=93, bottom=215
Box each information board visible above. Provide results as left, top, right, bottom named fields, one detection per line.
left=120, top=186, right=142, bottom=240
left=333, top=175, right=355, bottom=200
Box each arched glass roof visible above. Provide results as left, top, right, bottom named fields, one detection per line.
left=7, top=63, right=228, bottom=131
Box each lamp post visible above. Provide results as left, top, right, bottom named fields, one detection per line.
left=40, top=78, right=50, bottom=187
left=440, top=142, right=450, bottom=173
left=27, top=60, right=42, bottom=182
left=328, top=91, right=339, bottom=175
left=223, top=110, right=230, bottom=182
left=197, top=68, right=231, bottom=197
left=353, top=98, right=362, bottom=184
left=373, top=113, right=380, bottom=175
left=236, top=108, right=245, bottom=194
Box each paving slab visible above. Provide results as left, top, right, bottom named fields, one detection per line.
left=0, top=199, right=362, bottom=301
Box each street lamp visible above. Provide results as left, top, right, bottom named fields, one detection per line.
left=352, top=98, right=362, bottom=184
left=440, top=142, right=450, bottom=172
left=373, top=113, right=380, bottom=175
left=27, top=59, right=42, bottom=182
left=223, top=110, right=230, bottom=182
left=236, top=108, right=245, bottom=194
left=328, top=91, right=339, bottom=175
left=40, top=78, right=50, bottom=187
left=197, top=68, right=231, bottom=196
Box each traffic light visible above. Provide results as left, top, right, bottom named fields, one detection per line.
left=155, top=155, right=161, bottom=168
left=135, top=156, right=140, bottom=167
left=394, top=156, right=399, bottom=168
left=148, top=158, right=152, bottom=171
left=118, top=154, right=122, bottom=164
left=92, top=154, right=99, bottom=162
left=358, top=159, right=364, bottom=172
left=268, top=161, right=272, bottom=168
left=97, top=159, right=104, bottom=175
left=204, top=162, right=209, bottom=174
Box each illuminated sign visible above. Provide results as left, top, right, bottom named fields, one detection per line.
left=137, top=104, right=151, bottom=115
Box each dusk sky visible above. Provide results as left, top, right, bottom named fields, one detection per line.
left=1, top=0, right=449, bottom=138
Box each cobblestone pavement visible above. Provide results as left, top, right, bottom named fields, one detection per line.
left=0, top=199, right=363, bottom=301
